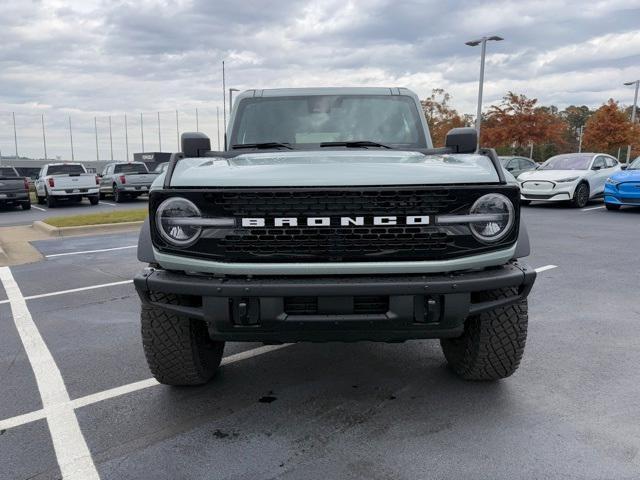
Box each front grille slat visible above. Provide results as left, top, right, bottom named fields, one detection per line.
left=151, top=186, right=520, bottom=263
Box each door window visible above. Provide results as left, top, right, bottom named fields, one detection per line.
left=592, top=157, right=606, bottom=169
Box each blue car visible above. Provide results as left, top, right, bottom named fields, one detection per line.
left=604, top=157, right=640, bottom=210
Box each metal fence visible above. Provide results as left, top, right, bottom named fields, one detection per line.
left=0, top=108, right=224, bottom=163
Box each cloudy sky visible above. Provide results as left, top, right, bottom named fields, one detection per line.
left=1, top=0, right=639, bottom=160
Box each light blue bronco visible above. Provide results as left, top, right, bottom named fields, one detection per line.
left=134, top=87, right=536, bottom=385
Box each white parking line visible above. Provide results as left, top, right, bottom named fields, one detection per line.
left=535, top=264, right=558, bottom=273
left=581, top=205, right=605, bottom=212
left=0, top=279, right=134, bottom=306
left=0, top=267, right=99, bottom=479
left=99, top=201, right=116, bottom=206
left=46, top=245, right=137, bottom=258
left=31, top=205, right=47, bottom=212
left=0, top=344, right=292, bottom=432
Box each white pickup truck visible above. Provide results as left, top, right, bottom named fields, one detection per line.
left=35, top=163, right=100, bottom=207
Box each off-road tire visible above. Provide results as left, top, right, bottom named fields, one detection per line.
left=37, top=195, right=45, bottom=205
left=89, top=194, right=99, bottom=205
left=571, top=182, right=589, bottom=208
left=440, top=287, right=528, bottom=380
left=21, top=201, right=31, bottom=210
left=141, top=292, right=225, bottom=386
left=605, top=203, right=620, bottom=211
left=520, top=200, right=531, bottom=206
left=46, top=194, right=56, bottom=208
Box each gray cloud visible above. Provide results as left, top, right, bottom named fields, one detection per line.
left=0, top=0, right=639, bottom=160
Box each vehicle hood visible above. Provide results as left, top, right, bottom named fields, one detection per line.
left=518, top=169, right=586, bottom=182
left=163, top=150, right=502, bottom=188
left=608, top=169, right=640, bottom=182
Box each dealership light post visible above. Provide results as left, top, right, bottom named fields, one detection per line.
left=140, top=112, right=145, bottom=152
left=94, top=117, right=99, bottom=161
left=578, top=125, right=584, bottom=153
left=68, top=116, right=75, bottom=161
left=12, top=112, right=18, bottom=158
left=157, top=112, right=162, bottom=152
left=125, top=113, right=130, bottom=162
left=41, top=114, right=48, bottom=160
left=624, top=80, right=639, bottom=164
left=109, top=115, right=114, bottom=161
left=465, top=35, right=503, bottom=149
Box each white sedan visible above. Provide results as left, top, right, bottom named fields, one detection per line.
left=518, top=153, right=621, bottom=208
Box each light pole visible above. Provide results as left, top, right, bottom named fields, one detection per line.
left=68, top=116, right=75, bottom=161
left=624, top=80, right=639, bottom=163
left=465, top=35, right=504, bottom=149
left=41, top=114, right=48, bottom=160
left=125, top=113, right=129, bottom=162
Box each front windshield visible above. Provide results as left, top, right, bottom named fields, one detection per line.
left=540, top=154, right=591, bottom=171
left=629, top=157, right=640, bottom=170
left=498, top=157, right=511, bottom=166
left=229, top=95, right=427, bottom=149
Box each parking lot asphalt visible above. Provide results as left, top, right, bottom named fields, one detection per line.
left=1, top=202, right=640, bottom=480
left=0, top=196, right=149, bottom=227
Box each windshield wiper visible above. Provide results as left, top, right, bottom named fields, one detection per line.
left=232, top=142, right=293, bottom=150
left=320, top=141, right=393, bottom=149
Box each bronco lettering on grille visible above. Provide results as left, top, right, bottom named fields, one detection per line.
left=241, top=216, right=431, bottom=227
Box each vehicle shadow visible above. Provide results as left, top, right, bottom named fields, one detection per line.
left=90, top=341, right=516, bottom=477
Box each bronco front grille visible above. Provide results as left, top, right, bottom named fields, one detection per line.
left=150, top=186, right=520, bottom=263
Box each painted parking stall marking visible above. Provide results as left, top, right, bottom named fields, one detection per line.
left=534, top=264, right=558, bottom=273
left=45, top=245, right=137, bottom=258
left=581, top=205, right=606, bottom=212
left=0, top=344, right=292, bottom=432
left=0, top=266, right=100, bottom=479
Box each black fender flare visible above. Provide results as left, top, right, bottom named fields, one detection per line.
left=137, top=217, right=155, bottom=263
left=514, top=219, right=531, bottom=258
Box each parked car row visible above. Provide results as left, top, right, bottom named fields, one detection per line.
left=0, top=161, right=166, bottom=210
left=516, top=152, right=640, bottom=210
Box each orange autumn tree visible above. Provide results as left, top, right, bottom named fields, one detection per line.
left=482, top=92, right=568, bottom=158
left=421, top=89, right=471, bottom=146
left=582, top=99, right=638, bottom=157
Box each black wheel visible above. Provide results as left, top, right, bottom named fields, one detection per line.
left=113, top=185, right=122, bottom=203
left=37, top=195, right=45, bottom=205
left=440, top=287, right=528, bottom=381
left=520, top=200, right=531, bottom=206
left=571, top=182, right=589, bottom=208
left=21, top=202, right=31, bottom=210
left=89, top=194, right=99, bottom=205
left=605, top=203, right=620, bottom=211
left=46, top=194, right=56, bottom=208
left=141, top=292, right=225, bottom=386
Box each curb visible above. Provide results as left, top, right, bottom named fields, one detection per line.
left=33, top=220, right=143, bottom=237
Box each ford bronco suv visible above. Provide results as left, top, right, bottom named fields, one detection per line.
left=134, top=87, right=535, bottom=385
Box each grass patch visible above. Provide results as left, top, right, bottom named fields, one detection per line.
left=44, top=208, right=147, bottom=228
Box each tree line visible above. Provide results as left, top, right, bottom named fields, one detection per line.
left=422, top=89, right=640, bottom=162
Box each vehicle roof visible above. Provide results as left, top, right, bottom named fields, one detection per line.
left=106, top=161, right=146, bottom=165
left=236, top=87, right=418, bottom=99
left=44, top=162, right=84, bottom=166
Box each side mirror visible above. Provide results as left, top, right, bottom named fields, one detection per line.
left=506, top=166, right=514, bottom=171
left=621, top=164, right=628, bottom=170
left=181, top=132, right=211, bottom=158
left=592, top=165, right=602, bottom=171
left=445, top=127, right=477, bottom=154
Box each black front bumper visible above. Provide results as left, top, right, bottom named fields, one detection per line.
left=134, top=262, right=536, bottom=343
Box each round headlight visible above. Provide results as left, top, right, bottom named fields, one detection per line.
left=156, top=197, right=202, bottom=247
left=469, top=193, right=514, bottom=243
